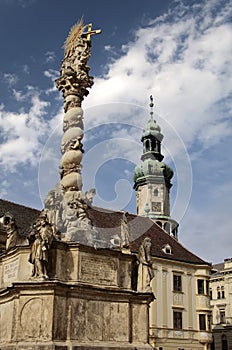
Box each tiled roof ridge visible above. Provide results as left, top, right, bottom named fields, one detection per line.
left=161, top=228, right=211, bottom=266
left=0, top=198, right=41, bottom=213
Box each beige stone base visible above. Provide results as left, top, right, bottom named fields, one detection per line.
left=0, top=244, right=154, bottom=350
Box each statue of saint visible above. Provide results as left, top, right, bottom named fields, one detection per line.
left=120, top=211, right=130, bottom=250
left=29, top=211, right=54, bottom=280
left=0, top=212, right=28, bottom=250
left=137, top=237, right=154, bottom=292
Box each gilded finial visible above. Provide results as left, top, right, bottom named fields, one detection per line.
left=149, top=95, right=154, bottom=119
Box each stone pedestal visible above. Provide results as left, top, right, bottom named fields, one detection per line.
left=0, top=242, right=154, bottom=349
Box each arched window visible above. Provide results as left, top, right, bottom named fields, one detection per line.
left=164, top=222, right=171, bottom=233
left=156, top=221, right=162, bottom=228
left=153, top=188, right=158, bottom=196
left=145, top=139, right=150, bottom=151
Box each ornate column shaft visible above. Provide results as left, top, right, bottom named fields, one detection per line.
left=54, top=20, right=101, bottom=242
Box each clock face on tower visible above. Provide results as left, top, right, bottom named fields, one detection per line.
left=152, top=202, right=161, bottom=212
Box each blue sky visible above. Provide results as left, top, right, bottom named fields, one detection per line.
left=0, top=0, right=232, bottom=264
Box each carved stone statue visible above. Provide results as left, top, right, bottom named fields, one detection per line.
left=137, top=237, right=154, bottom=292
left=120, top=211, right=130, bottom=251
left=28, top=211, right=54, bottom=280
left=44, top=183, right=63, bottom=236
left=0, top=212, right=28, bottom=250
left=62, top=189, right=96, bottom=242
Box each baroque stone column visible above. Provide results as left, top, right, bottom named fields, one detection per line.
left=54, top=20, right=101, bottom=243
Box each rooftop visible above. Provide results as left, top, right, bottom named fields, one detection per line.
left=0, top=198, right=209, bottom=266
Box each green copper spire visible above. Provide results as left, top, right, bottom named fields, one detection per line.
left=133, top=96, right=178, bottom=240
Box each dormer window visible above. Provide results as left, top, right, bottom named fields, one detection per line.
left=162, top=244, right=172, bottom=255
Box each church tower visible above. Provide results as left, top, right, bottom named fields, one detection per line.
left=133, top=96, right=179, bottom=239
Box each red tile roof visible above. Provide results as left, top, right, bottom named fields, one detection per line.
left=89, top=206, right=210, bottom=265
left=0, top=199, right=209, bottom=266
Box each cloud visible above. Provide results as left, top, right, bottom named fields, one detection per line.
left=0, top=89, right=50, bottom=171
left=22, top=64, right=30, bottom=74
left=0, top=180, right=10, bottom=198
left=45, top=51, right=56, bottom=63
left=85, top=0, right=232, bottom=155
left=44, top=69, right=61, bottom=95
left=3, top=73, right=18, bottom=86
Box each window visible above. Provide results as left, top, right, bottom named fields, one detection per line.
left=221, top=287, right=225, bottom=299
left=220, top=311, right=226, bottom=324
left=210, top=289, right=212, bottom=299
left=207, top=315, right=211, bottom=331
left=199, top=314, right=206, bottom=330
left=153, top=188, right=158, bottom=196
left=173, top=311, right=182, bottom=329
left=162, top=244, right=172, bottom=255
left=217, top=286, right=221, bottom=299
left=197, top=279, right=205, bottom=294
left=206, top=280, right=209, bottom=295
left=173, top=274, right=182, bottom=292
left=164, top=222, right=171, bottom=233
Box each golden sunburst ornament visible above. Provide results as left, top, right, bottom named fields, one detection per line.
left=63, top=18, right=87, bottom=55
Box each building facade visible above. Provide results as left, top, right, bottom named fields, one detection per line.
left=210, top=258, right=232, bottom=350
left=133, top=99, right=212, bottom=350
left=149, top=256, right=212, bottom=350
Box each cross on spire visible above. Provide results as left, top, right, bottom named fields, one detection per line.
left=82, top=23, right=102, bottom=41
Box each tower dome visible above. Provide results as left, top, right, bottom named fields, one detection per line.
left=142, top=115, right=163, bottom=142
left=133, top=158, right=173, bottom=185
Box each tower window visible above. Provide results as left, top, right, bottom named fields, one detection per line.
left=145, top=139, right=150, bottom=151
left=153, top=188, right=158, bottom=196
left=164, top=221, right=171, bottom=233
